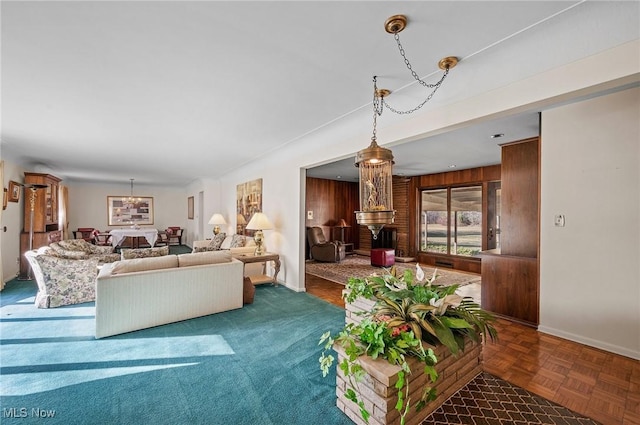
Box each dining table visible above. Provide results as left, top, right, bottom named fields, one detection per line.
left=109, top=228, right=158, bottom=248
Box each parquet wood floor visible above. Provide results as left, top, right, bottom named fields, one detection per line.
left=305, top=273, right=640, bottom=425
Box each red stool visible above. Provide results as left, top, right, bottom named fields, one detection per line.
left=371, top=248, right=395, bottom=267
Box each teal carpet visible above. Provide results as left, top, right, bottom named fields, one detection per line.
left=0, top=277, right=352, bottom=425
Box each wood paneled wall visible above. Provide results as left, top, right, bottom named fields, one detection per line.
left=305, top=177, right=359, bottom=245
left=500, top=138, right=539, bottom=258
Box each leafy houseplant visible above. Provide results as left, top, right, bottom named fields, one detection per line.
left=319, top=265, right=497, bottom=425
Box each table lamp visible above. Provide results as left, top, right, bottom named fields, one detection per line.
left=245, top=212, right=274, bottom=255
left=208, top=213, right=227, bottom=235
left=335, top=218, right=351, bottom=243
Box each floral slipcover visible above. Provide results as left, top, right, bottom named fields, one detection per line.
left=26, top=253, right=99, bottom=308
left=48, top=239, right=120, bottom=264
left=120, top=245, right=169, bottom=260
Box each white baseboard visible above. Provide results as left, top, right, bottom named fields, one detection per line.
left=538, top=325, right=640, bottom=360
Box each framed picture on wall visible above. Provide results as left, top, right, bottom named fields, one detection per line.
left=187, top=196, right=194, bottom=219
left=236, top=178, right=262, bottom=234
left=8, top=180, right=20, bottom=203
left=107, top=196, right=154, bottom=226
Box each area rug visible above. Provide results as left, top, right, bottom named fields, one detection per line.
left=306, top=255, right=481, bottom=287
left=422, top=372, right=600, bottom=425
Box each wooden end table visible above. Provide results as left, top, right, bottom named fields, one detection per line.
left=234, top=252, right=281, bottom=286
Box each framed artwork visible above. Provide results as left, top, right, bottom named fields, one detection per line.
left=236, top=178, right=262, bottom=234
left=107, top=196, right=154, bottom=226
left=8, top=180, right=20, bottom=203
left=187, top=196, right=194, bottom=219
left=3, top=188, right=7, bottom=210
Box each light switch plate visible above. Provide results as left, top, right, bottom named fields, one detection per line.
left=554, top=214, right=565, bottom=227
left=307, top=211, right=313, bottom=220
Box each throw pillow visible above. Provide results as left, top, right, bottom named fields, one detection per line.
left=208, top=233, right=226, bottom=250
left=230, top=234, right=246, bottom=248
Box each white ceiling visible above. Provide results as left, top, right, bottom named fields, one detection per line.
left=2, top=1, right=638, bottom=186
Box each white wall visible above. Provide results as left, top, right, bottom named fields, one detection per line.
left=216, top=42, right=639, bottom=366
left=539, top=87, right=640, bottom=359
left=1, top=159, right=26, bottom=282
left=68, top=181, right=190, bottom=243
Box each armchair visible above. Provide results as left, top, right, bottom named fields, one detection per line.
left=166, top=227, right=183, bottom=246
left=307, top=226, right=345, bottom=263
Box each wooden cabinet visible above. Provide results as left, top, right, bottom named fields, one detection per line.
left=480, top=251, right=538, bottom=326
left=500, top=138, right=539, bottom=258
left=479, top=138, right=539, bottom=326
left=23, top=173, right=61, bottom=233
left=19, top=172, right=62, bottom=278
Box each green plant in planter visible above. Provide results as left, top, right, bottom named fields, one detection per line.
left=319, top=265, right=497, bottom=425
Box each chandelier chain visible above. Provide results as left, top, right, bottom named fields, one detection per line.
left=382, top=32, right=451, bottom=115
left=394, top=33, right=443, bottom=89
left=382, top=69, right=447, bottom=115
left=371, top=76, right=383, bottom=142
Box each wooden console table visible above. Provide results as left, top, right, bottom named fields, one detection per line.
left=234, top=252, right=280, bottom=286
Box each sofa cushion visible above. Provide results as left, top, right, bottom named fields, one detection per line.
left=111, top=255, right=179, bottom=274
left=47, top=248, right=89, bottom=260
left=86, top=244, right=115, bottom=255
left=94, top=253, right=122, bottom=264
left=178, top=250, right=232, bottom=267
left=120, top=245, right=169, bottom=260
left=57, top=239, right=93, bottom=253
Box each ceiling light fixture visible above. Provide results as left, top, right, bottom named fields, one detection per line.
left=122, top=178, right=141, bottom=204
left=355, top=14, right=458, bottom=238
left=491, top=133, right=505, bottom=139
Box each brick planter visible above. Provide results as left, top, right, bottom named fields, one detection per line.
left=337, top=295, right=483, bottom=425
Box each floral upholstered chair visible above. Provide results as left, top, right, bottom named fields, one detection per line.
left=48, top=239, right=120, bottom=264
left=24, top=248, right=99, bottom=308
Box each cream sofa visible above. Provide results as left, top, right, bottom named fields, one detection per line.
left=95, top=250, right=244, bottom=338
left=192, top=234, right=262, bottom=275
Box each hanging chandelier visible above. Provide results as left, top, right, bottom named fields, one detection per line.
left=122, top=179, right=141, bottom=204
left=355, top=14, right=458, bottom=239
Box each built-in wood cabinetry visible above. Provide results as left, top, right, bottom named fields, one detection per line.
left=19, top=173, right=62, bottom=278
left=480, top=138, right=539, bottom=326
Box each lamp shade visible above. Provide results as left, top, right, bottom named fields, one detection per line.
left=337, top=219, right=350, bottom=228
left=246, top=212, right=274, bottom=230
left=237, top=214, right=247, bottom=226
left=208, top=213, right=227, bottom=225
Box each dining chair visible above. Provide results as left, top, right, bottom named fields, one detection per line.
left=166, top=227, right=183, bottom=246
left=73, top=228, right=96, bottom=244
left=94, top=231, right=112, bottom=246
